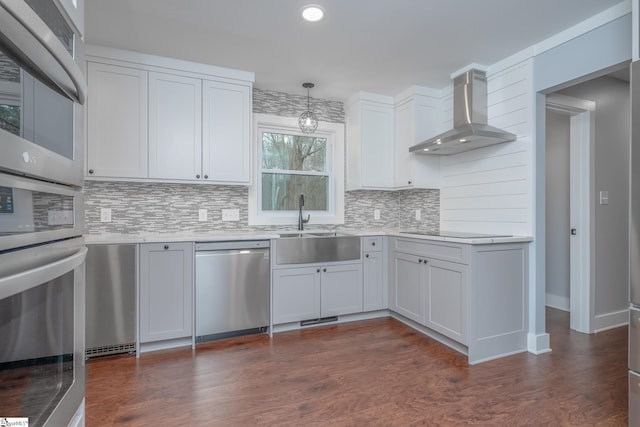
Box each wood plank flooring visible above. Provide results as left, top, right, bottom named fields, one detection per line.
left=86, top=308, right=628, bottom=426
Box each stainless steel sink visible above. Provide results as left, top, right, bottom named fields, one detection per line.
left=275, top=233, right=360, bottom=264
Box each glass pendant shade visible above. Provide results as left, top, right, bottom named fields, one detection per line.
left=299, top=82, right=319, bottom=133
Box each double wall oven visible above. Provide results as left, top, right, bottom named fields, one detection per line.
left=0, top=0, right=87, bottom=426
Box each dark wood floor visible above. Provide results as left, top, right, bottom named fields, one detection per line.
left=86, top=308, right=628, bottom=426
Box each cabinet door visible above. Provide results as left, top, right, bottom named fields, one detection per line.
left=425, top=258, right=467, bottom=344
left=391, top=252, right=424, bottom=323
left=361, top=102, right=394, bottom=188
left=202, top=80, right=251, bottom=183
left=87, top=62, right=148, bottom=178
left=139, top=242, right=193, bottom=343
left=363, top=251, right=384, bottom=311
left=321, top=263, right=363, bottom=317
left=148, top=72, right=202, bottom=180
left=394, top=101, right=415, bottom=188
left=272, top=267, right=321, bottom=324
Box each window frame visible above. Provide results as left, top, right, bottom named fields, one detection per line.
left=249, top=113, right=344, bottom=226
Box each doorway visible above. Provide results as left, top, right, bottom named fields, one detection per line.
left=545, top=94, right=595, bottom=333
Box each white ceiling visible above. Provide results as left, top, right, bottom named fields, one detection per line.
left=84, top=0, right=626, bottom=101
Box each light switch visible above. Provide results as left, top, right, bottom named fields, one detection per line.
left=198, top=209, right=208, bottom=222
left=374, top=209, right=381, bottom=220
left=599, top=191, right=609, bottom=205
left=415, top=209, right=421, bottom=221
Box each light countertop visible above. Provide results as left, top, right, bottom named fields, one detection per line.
left=84, top=230, right=533, bottom=245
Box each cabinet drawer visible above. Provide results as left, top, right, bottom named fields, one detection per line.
left=363, top=236, right=382, bottom=252
left=394, top=238, right=468, bottom=264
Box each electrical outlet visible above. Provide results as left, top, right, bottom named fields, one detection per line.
left=221, top=208, right=240, bottom=221
left=415, top=209, right=421, bottom=221
left=374, top=209, right=381, bottom=220
left=198, top=208, right=208, bottom=222
left=100, top=208, right=112, bottom=223
left=48, top=210, right=74, bottom=225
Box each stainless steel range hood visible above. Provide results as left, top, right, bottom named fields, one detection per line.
left=409, top=69, right=516, bottom=155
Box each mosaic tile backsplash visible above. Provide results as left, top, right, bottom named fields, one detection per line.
left=84, top=87, right=439, bottom=234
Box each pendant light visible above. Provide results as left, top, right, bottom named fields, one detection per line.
left=298, top=82, right=319, bottom=134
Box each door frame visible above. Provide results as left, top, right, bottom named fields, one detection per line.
left=545, top=93, right=596, bottom=333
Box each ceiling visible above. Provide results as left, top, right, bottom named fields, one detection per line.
left=84, top=0, right=627, bottom=101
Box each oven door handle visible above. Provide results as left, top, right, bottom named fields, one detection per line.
left=0, top=246, right=87, bottom=300
left=0, top=0, right=87, bottom=104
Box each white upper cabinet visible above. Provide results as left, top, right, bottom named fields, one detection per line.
left=202, top=80, right=251, bottom=183
left=149, top=72, right=202, bottom=180
left=346, top=93, right=395, bottom=190
left=85, top=46, right=254, bottom=185
left=87, top=62, right=148, bottom=179
left=394, top=89, right=442, bottom=189
left=346, top=88, right=443, bottom=191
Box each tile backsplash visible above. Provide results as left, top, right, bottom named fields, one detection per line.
left=84, top=87, right=439, bottom=234
left=84, top=182, right=439, bottom=234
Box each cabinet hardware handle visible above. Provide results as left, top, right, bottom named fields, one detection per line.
left=408, top=180, right=412, bottom=185
left=365, top=254, right=369, bottom=258
left=196, top=174, right=201, bottom=179
left=88, top=169, right=94, bottom=174
left=204, top=175, right=208, bottom=179
left=317, top=269, right=320, bottom=273
left=164, top=245, right=169, bottom=250
left=372, top=242, right=376, bottom=246
left=323, top=268, right=327, bottom=272
left=418, top=259, right=422, bottom=263
left=570, top=228, right=577, bottom=235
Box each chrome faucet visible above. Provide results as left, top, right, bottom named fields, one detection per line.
left=298, top=194, right=310, bottom=231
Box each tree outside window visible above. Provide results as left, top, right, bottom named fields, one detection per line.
left=260, top=131, right=329, bottom=212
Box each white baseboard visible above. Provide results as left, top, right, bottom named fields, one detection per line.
left=593, top=308, right=629, bottom=332
left=527, top=332, right=552, bottom=355
left=546, top=293, right=570, bottom=312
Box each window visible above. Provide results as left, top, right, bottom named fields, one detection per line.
left=249, top=114, right=344, bottom=226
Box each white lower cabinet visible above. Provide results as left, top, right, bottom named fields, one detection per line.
left=139, top=242, right=193, bottom=344
left=272, top=262, right=363, bottom=324
left=391, top=252, right=425, bottom=323
left=424, top=258, right=467, bottom=344
left=272, top=267, right=321, bottom=324
left=390, top=243, right=468, bottom=344
left=389, top=236, right=528, bottom=364
left=363, top=250, right=385, bottom=311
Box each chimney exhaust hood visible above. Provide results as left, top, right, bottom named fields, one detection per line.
left=409, top=69, right=516, bottom=155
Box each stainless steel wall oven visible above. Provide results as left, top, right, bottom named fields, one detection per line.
left=0, top=0, right=86, bottom=426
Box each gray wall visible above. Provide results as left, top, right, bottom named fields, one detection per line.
left=545, top=111, right=570, bottom=309
left=84, top=88, right=440, bottom=234
left=554, top=76, right=630, bottom=317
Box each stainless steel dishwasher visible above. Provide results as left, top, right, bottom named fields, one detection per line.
left=195, top=240, right=270, bottom=342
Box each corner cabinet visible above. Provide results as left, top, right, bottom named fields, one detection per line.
left=394, top=90, right=442, bottom=189
left=346, top=93, right=395, bottom=190
left=139, top=242, right=194, bottom=352
left=85, top=46, right=254, bottom=185
left=389, top=236, right=528, bottom=364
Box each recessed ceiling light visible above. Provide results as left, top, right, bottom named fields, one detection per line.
left=302, top=5, right=324, bottom=22
left=423, top=148, right=430, bottom=151
left=459, top=138, right=467, bottom=143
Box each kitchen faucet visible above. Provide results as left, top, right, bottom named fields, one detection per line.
left=298, top=194, right=310, bottom=231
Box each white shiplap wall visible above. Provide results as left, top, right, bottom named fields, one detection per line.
left=439, top=61, right=534, bottom=236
